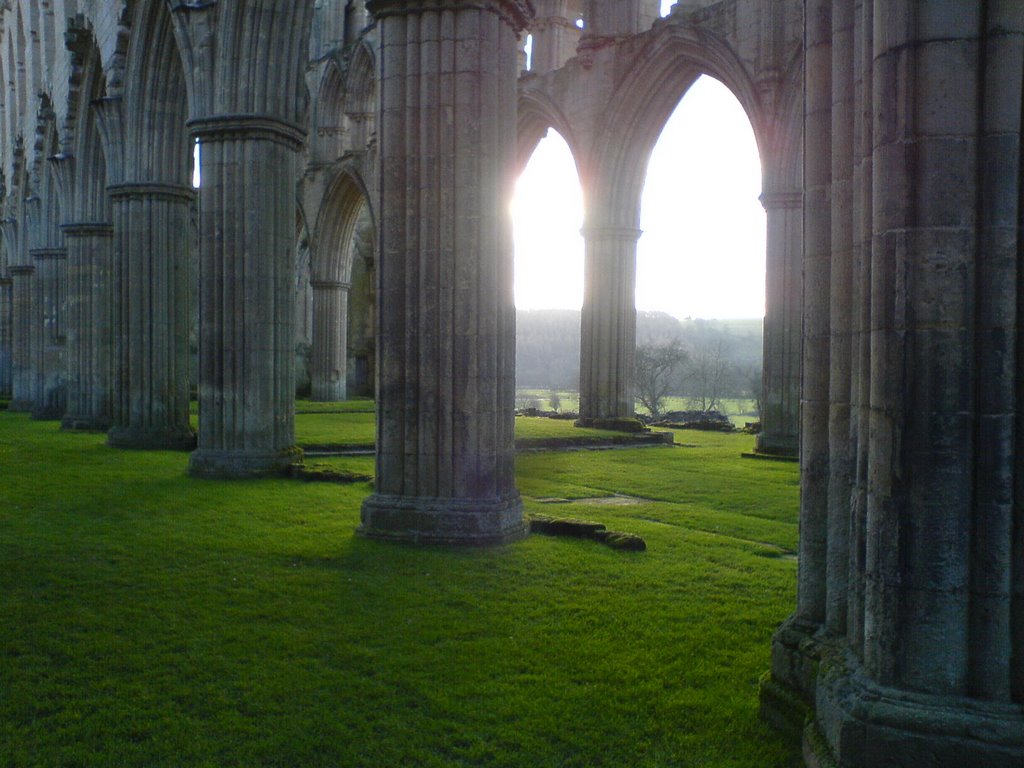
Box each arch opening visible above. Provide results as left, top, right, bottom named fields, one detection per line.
left=511, top=127, right=584, bottom=412
left=635, top=75, right=765, bottom=421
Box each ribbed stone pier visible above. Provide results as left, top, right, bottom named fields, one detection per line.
left=8, top=265, right=35, bottom=412
left=61, top=223, right=115, bottom=431
left=0, top=277, right=11, bottom=399
left=29, top=248, right=67, bottom=421
left=310, top=280, right=349, bottom=402
left=187, top=118, right=303, bottom=478
left=359, top=0, right=531, bottom=545
left=762, top=2, right=1024, bottom=765
left=755, top=191, right=801, bottom=457
left=106, top=184, right=195, bottom=450
left=577, top=226, right=641, bottom=431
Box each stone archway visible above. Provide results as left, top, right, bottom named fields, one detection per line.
left=309, top=168, right=374, bottom=402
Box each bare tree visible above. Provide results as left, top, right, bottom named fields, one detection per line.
left=687, top=337, right=730, bottom=413
left=634, top=339, right=688, bottom=419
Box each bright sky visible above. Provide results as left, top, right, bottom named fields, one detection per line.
left=511, top=74, right=767, bottom=320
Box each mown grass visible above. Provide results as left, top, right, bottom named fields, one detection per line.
left=0, top=410, right=800, bottom=767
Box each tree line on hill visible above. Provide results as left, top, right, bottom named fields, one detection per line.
left=516, top=309, right=763, bottom=416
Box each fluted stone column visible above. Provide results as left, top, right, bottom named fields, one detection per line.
left=763, top=0, right=831, bottom=715
left=359, top=0, right=531, bottom=545
left=577, top=225, right=641, bottom=431
left=186, top=118, right=302, bottom=477
left=0, top=277, right=11, bottom=398
left=755, top=191, right=801, bottom=457
left=61, top=223, right=115, bottom=431
left=310, top=280, right=349, bottom=402
left=106, top=184, right=195, bottom=450
left=529, top=0, right=580, bottom=73
left=8, top=265, right=36, bottom=412
left=29, top=248, right=67, bottom=421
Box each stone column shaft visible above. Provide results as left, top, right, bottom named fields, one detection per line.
left=0, top=278, right=11, bottom=398
left=756, top=191, right=801, bottom=457
left=30, top=248, right=68, bottom=421
left=846, top=0, right=873, bottom=659
left=360, top=0, right=529, bottom=545
left=578, top=226, right=640, bottom=430
left=530, top=0, right=581, bottom=72
left=310, top=280, right=349, bottom=402
left=8, top=266, right=35, bottom=412
left=61, top=223, right=115, bottom=431
left=824, top=0, right=854, bottom=637
left=107, top=184, right=195, bottom=450
left=797, top=0, right=831, bottom=629
left=188, top=122, right=301, bottom=477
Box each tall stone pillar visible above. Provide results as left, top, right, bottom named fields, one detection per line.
left=755, top=191, right=801, bottom=457
left=763, top=0, right=831, bottom=718
left=61, top=223, right=115, bottom=431
left=577, top=225, right=641, bottom=431
left=310, top=280, right=349, bottom=402
left=8, top=265, right=36, bottom=412
left=529, top=0, right=580, bottom=73
left=359, top=0, right=531, bottom=545
left=29, top=248, right=68, bottom=421
left=186, top=118, right=303, bottom=477
left=0, top=277, right=11, bottom=399
left=104, top=184, right=195, bottom=450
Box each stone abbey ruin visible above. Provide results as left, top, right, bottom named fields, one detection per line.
left=0, top=0, right=1021, bottom=765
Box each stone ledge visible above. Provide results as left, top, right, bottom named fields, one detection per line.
left=188, top=446, right=303, bottom=479
left=359, top=492, right=528, bottom=546
left=108, top=425, right=197, bottom=452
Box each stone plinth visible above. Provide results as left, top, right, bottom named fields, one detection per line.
left=359, top=0, right=531, bottom=545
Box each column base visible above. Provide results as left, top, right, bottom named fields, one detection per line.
left=188, top=446, right=303, bottom=479
left=61, top=413, right=114, bottom=432
left=108, top=424, right=197, bottom=451
left=31, top=404, right=65, bottom=421
left=575, top=416, right=647, bottom=433
left=359, top=492, right=529, bottom=546
left=811, top=650, right=1024, bottom=768
left=8, top=398, right=35, bottom=413
left=755, top=431, right=799, bottom=458
left=760, top=614, right=826, bottom=738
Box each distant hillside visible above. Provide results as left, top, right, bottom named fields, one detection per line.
left=516, top=309, right=763, bottom=397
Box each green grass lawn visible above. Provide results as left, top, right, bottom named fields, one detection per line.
left=0, top=411, right=800, bottom=767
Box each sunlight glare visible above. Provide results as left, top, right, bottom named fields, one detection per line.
left=638, top=76, right=766, bottom=319
left=511, top=131, right=584, bottom=310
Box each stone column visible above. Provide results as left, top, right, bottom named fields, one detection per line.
left=577, top=225, right=641, bottom=431
left=359, top=0, right=531, bottom=545
left=764, top=0, right=831, bottom=715
left=8, top=265, right=36, bottom=412
left=0, top=277, right=11, bottom=399
left=801, top=4, right=1024, bottom=767
left=824, top=0, right=854, bottom=637
left=105, top=184, right=195, bottom=450
left=310, top=279, right=349, bottom=402
left=61, top=222, right=115, bottom=431
left=186, top=118, right=302, bottom=477
left=755, top=191, right=801, bottom=457
left=529, top=0, right=580, bottom=73
left=29, top=248, right=67, bottom=421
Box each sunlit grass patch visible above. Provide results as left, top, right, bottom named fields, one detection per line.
left=1, top=411, right=799, bottom=767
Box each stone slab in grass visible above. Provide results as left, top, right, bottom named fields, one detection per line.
left=529, top=513, right=647, bottom=552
